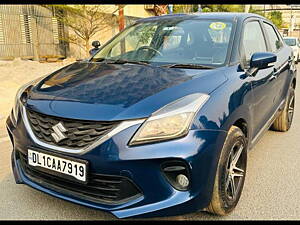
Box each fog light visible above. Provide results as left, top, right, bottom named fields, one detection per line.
left=161, top=160, right=190, bottom=191
left=176, top=174, right=189, bottom=188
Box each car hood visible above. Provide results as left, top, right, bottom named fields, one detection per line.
left=26, top=62, right=228, bottom=121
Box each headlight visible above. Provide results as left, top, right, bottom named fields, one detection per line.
left=129, top=93, right=209, bottom=146
left=12, top=82, right=31, bottom=123
left=11, top=75, right=47, bottom=124
left=12, top=92, right=20, bottom=123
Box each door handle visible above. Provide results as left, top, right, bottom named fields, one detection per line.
left=269, top=74, right=277, bottom=81
left=269, top=68, right=279, bottom=81
left=273, top=68, right=280, bottom=76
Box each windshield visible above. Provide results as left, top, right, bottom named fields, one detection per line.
left=92, top=19, right=234, bottom=66
left=284, top=38, right=296, bottom=46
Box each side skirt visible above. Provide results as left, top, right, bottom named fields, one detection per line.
left=249, top=99, right=286, bottom=151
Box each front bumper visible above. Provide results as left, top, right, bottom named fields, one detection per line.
left=6, top=113, right=227, bottom=218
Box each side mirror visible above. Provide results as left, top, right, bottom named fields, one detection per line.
left=250, top=52, right=277, bottom=70
left=92, top=40, right=101, bottom=48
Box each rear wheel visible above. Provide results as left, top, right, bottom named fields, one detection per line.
left=271, top=88, right=295, bottom=132
left=207, top=126, right=247, bottom=215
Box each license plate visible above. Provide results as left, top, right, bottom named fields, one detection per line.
left=27, top=149, right=87, bottom=182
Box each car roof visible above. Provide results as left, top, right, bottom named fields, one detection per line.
left=137, top=12, right=266, bottom=23
left=283, top=37, right=297, bottom=39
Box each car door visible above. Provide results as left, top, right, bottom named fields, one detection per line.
left=262, top=21, right=291, bottom=111
left=240, top=19, right=278, bottom=138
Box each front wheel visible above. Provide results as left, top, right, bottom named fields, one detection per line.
left=207, top=126, right=247, bottom=215
left=271, top=88, right=295, bottom=132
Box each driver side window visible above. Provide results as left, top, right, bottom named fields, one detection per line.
left=242, top=21, right=267, bottom=66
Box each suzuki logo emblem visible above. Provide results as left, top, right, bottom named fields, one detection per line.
left=51, top=122, right=67, bottom=143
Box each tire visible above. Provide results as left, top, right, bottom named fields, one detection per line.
left=271, top=88, right=295, bottom=132
left=207, top=126, right=247, bottom=216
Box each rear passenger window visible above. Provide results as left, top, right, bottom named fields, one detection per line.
left=263, top=22, right=283, bottom=52
left=242, top=21, right=267, bottom=64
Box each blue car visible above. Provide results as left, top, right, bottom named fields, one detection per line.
left=6, top=13, right=296, bottom=218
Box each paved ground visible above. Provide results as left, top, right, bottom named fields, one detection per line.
left=0, top=64, right=299, bottom=220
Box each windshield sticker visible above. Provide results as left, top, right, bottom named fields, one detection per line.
left=209, top=22, right=226, bottom=30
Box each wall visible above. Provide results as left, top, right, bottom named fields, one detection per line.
left=0, top=5, right=67, bottom=60
left=124, top=5, right=156, bottom=18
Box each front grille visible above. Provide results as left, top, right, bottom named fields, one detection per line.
left=26, top=109, right=120, bottom=149
left=17, top=151, right=142, bottom=205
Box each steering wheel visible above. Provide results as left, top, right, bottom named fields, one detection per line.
left=136, top=46, right=163, bottom=57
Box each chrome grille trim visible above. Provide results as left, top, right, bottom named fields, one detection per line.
left=22, top=106, right=145, bottom=155
left=26, top=110, right=118, bottom=148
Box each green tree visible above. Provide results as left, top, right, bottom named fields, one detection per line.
left=267, top=11, right=283, bottom=28
left=248, top=5, right=265, bottom=17
left=173, top=5, right=198, bottom=13
left=246, top=7, right=284, bottom=28
left=201, top=5, right=245, bottom=13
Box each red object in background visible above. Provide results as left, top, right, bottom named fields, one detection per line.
left=119, top=5, right=125, bottom=32
left=155, top=5, right=168, bottom=16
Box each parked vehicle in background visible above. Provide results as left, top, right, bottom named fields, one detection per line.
left=6, top=13, right=297, bottom=218
left=283, top=37, right=300, bottom=63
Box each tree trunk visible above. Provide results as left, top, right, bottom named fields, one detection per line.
left=118, top=5, right=126, bottom=54
left=85, top=39, right=90, bottom=58
left=118, top=5, right=125, bottom=32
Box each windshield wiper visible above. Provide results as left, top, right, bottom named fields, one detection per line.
left=93, top=58, right=150, bottom=66
left=113, top=59, right=150, bottom=66
left=161, top=63, right=215, bottom=69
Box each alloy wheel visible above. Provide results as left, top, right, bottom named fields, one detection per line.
left=288, top=94, right=295, bottom=125
left=225, top=141, right=246, bottom=200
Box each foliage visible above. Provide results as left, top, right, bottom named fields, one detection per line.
left=266, top=11, right=283, bottom=28
left=170, top=4, right=245, bottom=14
left=136, top=26, right=157, bottom=45
left=44, top=5, right=118, bottom=57
left=247, top=6, right=284, bottom=28
left=201, top=5, right=245, bottom=13
left=173, top=5, right=198, bottom=13
left=199, top=5, right=284, bottom=29
left=172, top=4, right=245, bottom=14
left=248, top=6, right=265, bottom=17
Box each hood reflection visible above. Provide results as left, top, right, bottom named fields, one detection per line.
left=36, top=62, right=192, bottom=108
